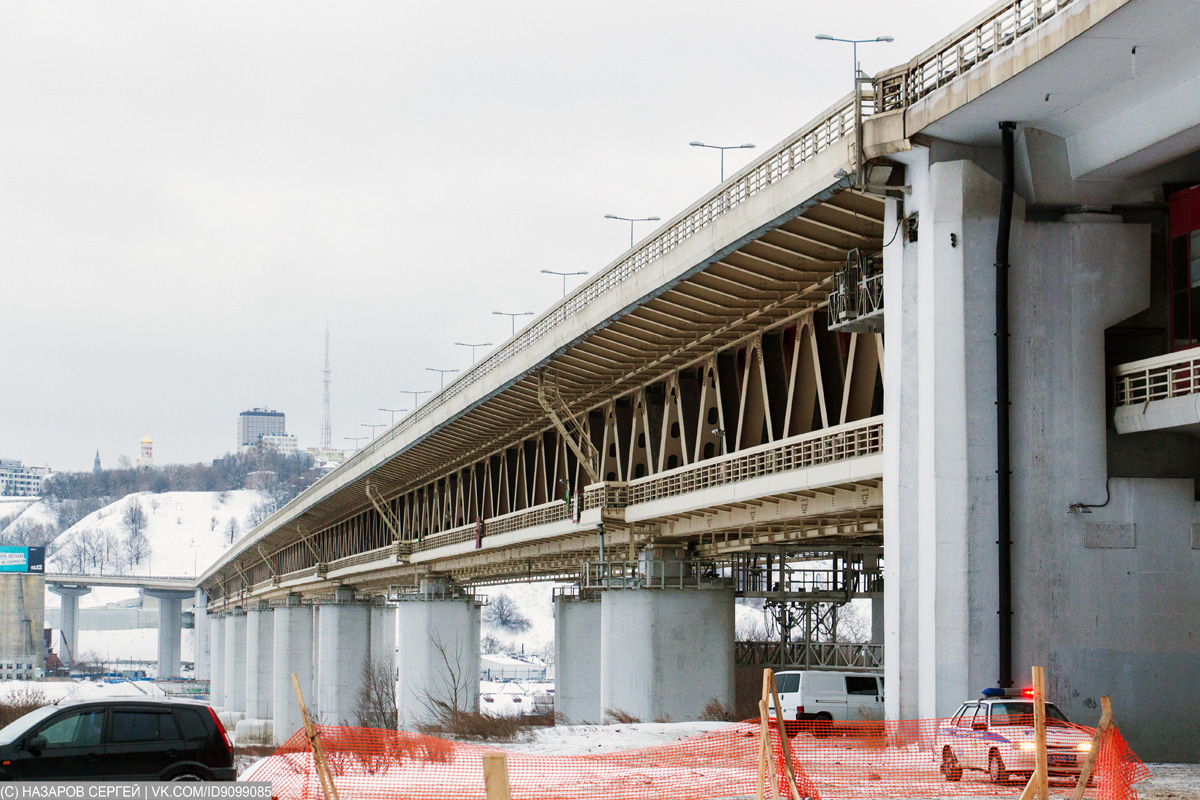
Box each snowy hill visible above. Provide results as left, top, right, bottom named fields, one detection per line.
left=0, top=498, right=57, bottom=534
left=48, top=490, right=263, bottom=578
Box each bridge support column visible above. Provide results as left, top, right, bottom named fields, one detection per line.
left=316, top=587, right=371, bottom=726
left=209, top=612, right=225, bottom=709
left=236, top=601, right=274, bottom=744
left=553, top=591, right=601, bottom=724
left=599, top=575, right=734, bottom=722
left=396, top=581, right=481, bottom=729
left=194, top=590, right=210, bottom=681
left=142, top=589, right=192, bottom=680
left=223, top=607, right=247, bottom=718
left=272, top=595, right=312, bottom=745
left=47, top=585, right=90, bottom=666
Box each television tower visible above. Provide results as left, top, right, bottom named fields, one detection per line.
left=321, top=324, right=332, bottom=449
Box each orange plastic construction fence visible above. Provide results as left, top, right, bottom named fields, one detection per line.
left=245, top=718, right=1149, bottom=800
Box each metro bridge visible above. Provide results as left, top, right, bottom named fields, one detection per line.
left=192, top=0, right=1200, bottom=762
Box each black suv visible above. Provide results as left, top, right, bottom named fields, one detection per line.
left=0, top=698, right=236, bottom=781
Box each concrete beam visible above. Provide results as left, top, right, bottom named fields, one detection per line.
left=47, top=585, right=90, bottom=666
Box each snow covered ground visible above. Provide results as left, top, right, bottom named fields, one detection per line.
left=0, top=678, right=168, bottom=704
left=0, top=497, right=57, bottom=532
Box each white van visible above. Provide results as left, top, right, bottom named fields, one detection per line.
left=770, top=670, right=884, bottom=730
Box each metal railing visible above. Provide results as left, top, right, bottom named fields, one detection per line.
left=876, top=0, right=1077, bottom=112
left=736, top=640, right=883, bottom=671
left=413, top=499, right=574, bottom=553
left=582, top=559, right=733, bottom=590
left=1111, top=348, right=1200, bottom=407
left=625, top=418, right=883, bottom=506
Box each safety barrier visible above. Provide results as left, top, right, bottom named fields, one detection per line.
left=246, top=717, right=1147, bottom=800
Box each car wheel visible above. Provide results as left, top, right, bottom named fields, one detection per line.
left=812, top=714, right=833, bottom=738
left=168, top=772, right=206, bottom=782
left=988, top=750, right=1008, bottom=783
left=942, top=747, right=963, bottom=782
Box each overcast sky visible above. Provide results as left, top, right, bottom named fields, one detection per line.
left=2, top=0, right=992, bottom=473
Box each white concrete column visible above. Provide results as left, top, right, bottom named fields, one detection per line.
left=272, top=595, right=313, bottom=745
left=369, top=600, right=397, bottom=668
left=194, top=589, right=210, bottom=681
left=143, top=589, right=191, bottom=680
left=396, top=592, right=481, bottom=729
left=316, top=587, right=370, bottom=726
left=47, top=585, right=90, bottom=666
left=600, top=586, right=734, bottom=722
left=223, top=607, right=247, bottom=714
left=209, top=613, right=225, bottom=709
left=553, top=592, right=601, bottom=724
left=236, top=601, right=274, bottom=744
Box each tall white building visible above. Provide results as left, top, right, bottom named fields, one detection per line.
left=0, top=460, right=50, bottom=497
left=239, top=408, right=288, bottom=454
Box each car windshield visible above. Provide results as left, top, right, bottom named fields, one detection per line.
left=990, top=701, right=1071, bottom=726
left=0, top=705, right=59, bottom=745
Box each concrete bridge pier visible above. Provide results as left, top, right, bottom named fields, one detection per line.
left=272, top=595, right=313, bottom=745
left=194, top=590, right=210, bottom=681
left=599, top=559, right=735, bottom=723
left=236, top=601, right=274, bottom=744
left=47, top=585, right=90, bottom=666
left=553, top=591, right=602, bottom=724
left=209, top=612, right=225, bottom=709
left=396, top=580, right=481, bottom=729
left=316, top=587, right=371, bottom=726
left=222, top=607, right=247, bottom=726
left=141, top=588, right=192, bottom=679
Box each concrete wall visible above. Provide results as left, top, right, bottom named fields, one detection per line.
left=599, top=587, right=734, bottom=723
left=885, top=151, right=1200, bottom=761
left=0, top=574, right=44, bottom=673
left=396, top=599, right=480, bottom=729
left=553, top=594, right=601, bottom=724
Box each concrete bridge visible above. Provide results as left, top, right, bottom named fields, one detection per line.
left=195, top=0, right=1200, bottom=761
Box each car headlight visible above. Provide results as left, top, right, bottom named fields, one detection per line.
left=1018, top=741, right=1037, bottom=752
left=1077, top=742, right=1092, bottom=752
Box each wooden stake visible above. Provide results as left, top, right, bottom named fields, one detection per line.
left=482, top=752, right=512, bottom=800
left=1032, top=666, right=1050, bottom=800
left=292, top=672, right=340, bottom=800
left=1070, top=696, right=1113, bottom=800
left=757, top=668, right=781, bottom=800
left=769, top=671, right=804, bottom=800
left=1018, top=767, right=1042, bottom=800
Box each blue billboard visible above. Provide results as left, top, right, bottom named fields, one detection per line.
left=0, top=546, right=44, bottom=574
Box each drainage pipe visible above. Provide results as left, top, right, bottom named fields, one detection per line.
left=996, top=121, right=1016, bottom=689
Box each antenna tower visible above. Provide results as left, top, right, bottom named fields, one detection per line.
left=321, top=325, right=332, bottom=449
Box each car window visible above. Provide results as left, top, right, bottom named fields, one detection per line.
left=111, top=710, right=181, bottom=743
left=845, top=676, right=877, bottom=696
left=175, top=708, right=209, bottom=742
left=990, top=701, right=1071, bottom=726
left=37, top=710, right=104, bottom=748
left=955, top=704, right=978, bottom=728
left=0, top=706, right=57, bottom=746
left=775, top=674, right=800, bottom=694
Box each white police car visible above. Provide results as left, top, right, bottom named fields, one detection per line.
left=935, top=688, right=1094, bottom=783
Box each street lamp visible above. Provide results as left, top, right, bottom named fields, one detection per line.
left=492, top=310, right=534, bottom=336
left=426, top=367, right=458, bottom=389
left=454, top=341, right=493, bottom=364
left=540, top=269, right=588, bottom=298
left=379, top=407, right=407, bottom=424
left=361, top=422, right=385, bottom=439
left=688, top=141, right=756, bottom=182
left=604, top=214, right=661, bottom=248
left=814, top=34, right=894, bottom=79
left=398, top=390, right=430, bottom=410
left=345, top=436, right=367, bottom=452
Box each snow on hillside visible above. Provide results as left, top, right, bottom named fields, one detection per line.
left=0, top=498, right=56, bottom=533
left=48, top=490, right=263, bottom=578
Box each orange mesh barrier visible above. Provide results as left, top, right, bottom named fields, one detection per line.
left=245, top=719, right=1149, bottom=800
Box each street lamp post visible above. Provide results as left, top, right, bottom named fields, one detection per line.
left=492, top=310, right=534, bottom=336
left=398, top=390, right=430, bottom=410
left=688, top=141, right=756, bottom=182
left=815, top=34, right=894, bottom=182
left=454, top=341, right=493, bottom=364
left=345, top=436, right=367, bottom=452
left=379, top=407, right=407, bottom=424
left=425, top=367, right=458, bottom=389
left=539, top=269, right=588, bottom=298
left=361, top=422, right=385, bottom=439
left=604, top=214, right=661, bottom=248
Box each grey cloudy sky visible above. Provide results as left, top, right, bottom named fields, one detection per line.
left=2, top=0, right=991, bottom=472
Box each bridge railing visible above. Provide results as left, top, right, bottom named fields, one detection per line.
left=1111, top=347, right=1200, bottom=407
left=736, top=640, right=883, bottom=671
left=875, top=0, right=1078, bottom=112
left=625, top=418, right=883, bottom=507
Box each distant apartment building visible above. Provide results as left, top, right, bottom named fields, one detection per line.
left=259, top=433, right=298, bottom=455
left=0, top=460, right=51, bottom=497
left=238, top=408, right=287, bottom=454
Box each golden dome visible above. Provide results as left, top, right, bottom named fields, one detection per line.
left=141, top=428, right=153, bottom=445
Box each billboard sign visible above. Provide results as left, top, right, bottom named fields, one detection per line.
left=0, top=546, right=45, bottom=574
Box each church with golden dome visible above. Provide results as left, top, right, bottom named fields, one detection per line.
left=137, top=427, right=154, bottom=470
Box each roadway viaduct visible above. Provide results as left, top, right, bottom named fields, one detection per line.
left=193, top=0, right=1200, bottom=761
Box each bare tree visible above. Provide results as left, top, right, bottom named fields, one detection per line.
left=226, top=518, right=239, bottom=544
left=354, top=657, right=398, bottom=730
left=482, top=593, right=530, bottom=633
left=122, top=499, right=150, bottom=567
left=413, top=630, right=475, bottom=733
